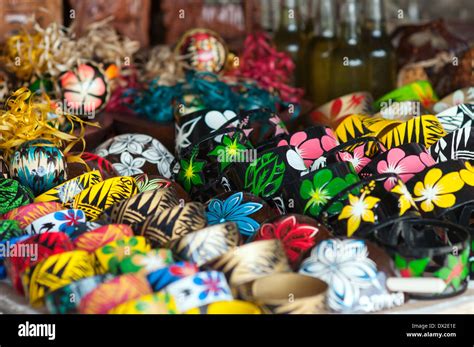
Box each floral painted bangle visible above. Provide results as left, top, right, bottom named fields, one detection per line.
left=108, top=292, right=177, bottom=314
left=175, top=108, right=238, bottom=155
left=94, top=134, right=175, bottom=179
left=146, top=261, right=199, bottom=292
left=45, top=274, right=112, bottom=314
left=166, top=271, right=233, bottom=313
left=34, top=170, right=103, bottom=206
left=375, top=219, right=470, bottom=299
left=117, top=249, right=174, bottom=275
left=5, top=232, right=74, bottom=295
left=0, top=219, right=25, bottom=242
left=79, top=273, right=153, bottom=314
left=276, top=125, right=339, bottom=169
left=239, top=273, right=328, bottom=314
left=21, top=250, right=95, bottom=307
left=433, top=87, right=474, bottom=113
left=24, top=209, right=86, bottom=235
left=222, top=145, right=307, bottom=201
left=72, top=176, right=138, bottom=220
left=380, top=115, right=446, bottom=150
left=206, top=192, right=273, bottom=241
left=220, top=108, right=289, bottom=148
left=373, top=80, right=438, bottom=112
left=299, top=238, right=405, bottom=313
left=406, top=160, right=474, bottom=219
left=310, top=92, right=373, bottom=128
left=102, top=187, right=180, bottom=225
left=1, top=201, right=63, bottom=229
left=0, top=177, right=33, bottom=215
left=94, top=236, right=151, bottom=274
left=73, top=224, right=134, bottom=252
left=359, top=143, right=436, bottom=189
left=281, top=161, right=359, bottom=219
left=323, top=136, right=387, bottom=173
left=435, top=103, right=474, bottom=134
left=323, top=174, right=419, bottom=238
left=429, top=127, right=474, bottom=163
left=252, top=214, right=330, bottom=269
left=203, top=239, right=291, bottom=287
left=170, top=222, right=241, bottom=266
left=185, top=300, right=262, bottom=314
left=134, top=202, right=207, bottom=248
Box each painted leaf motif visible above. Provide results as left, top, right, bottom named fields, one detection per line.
left=244, top=153, right=285, bottom=198
left=330, top=99, right=343, bottom=118
left=408, top=257, right=430, bottom=276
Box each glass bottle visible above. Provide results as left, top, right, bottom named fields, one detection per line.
left=306, top=0, right=337, bottom=106
left=363, top=0, right=396, bottom=99
left=329, top=0, right=369, bottom=99
left=274, top=0, right=302, bottom=86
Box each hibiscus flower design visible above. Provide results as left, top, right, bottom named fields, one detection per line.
left=60, top=63, right=109, bottom=115
left=412, top=168, right=464, bottom=212
left=257, top=215, right=320, bottom=266
left=55, top=209, right=86, bottom=234
left=338, top=192, right=380, bottom=237
left=207, top=192, right=263, bottom=237
left=376, top=147, right=436, bottom=190
left=338, top=144, right=372, bottom=174
left=278, top=129, right=338, bottom=169
left=108, top=134, right=152, bottom=155
left=142, top=139, right=175, bottom=178
left=114, top=152, right=146, bottom=176
left=299, top=239, right=380, bottom=312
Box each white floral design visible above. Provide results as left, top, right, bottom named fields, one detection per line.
left=286, top=149, right=308, bottom=173
left=175, top=116, right=202, bottom=152
left=108, top=134, right=152, bottom=155
left=433, top=89, right=466, bottom=113
left=95, top=147, right=109, bottom=158
left=299, top=239, right=379, bottom=312
left=142, top=139, right=175, bottom=178
left=113, top=152, right=146, bottom=176
left=204, top=110, right=238, bottom=132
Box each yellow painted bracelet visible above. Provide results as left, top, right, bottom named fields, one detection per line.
left=185, top=300, right=262, bottom=314
left=93, top=236, right=151, bottom=274
left=108, top=292, right=177, bottom=314
left=35, top=170, right=103, bottom=206
left=21, top=250, right=95, bottom=307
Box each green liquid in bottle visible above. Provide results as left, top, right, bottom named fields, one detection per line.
left=274, top=0, right=302, bottom=86
left=363, top=0, right=396, bottom=99
left=306, top=0, right=337, bottom=106
left=329, top=0, right=369, bottom=100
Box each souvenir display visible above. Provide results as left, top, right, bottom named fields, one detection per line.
left=0, top=5, right=471, bottom=317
